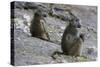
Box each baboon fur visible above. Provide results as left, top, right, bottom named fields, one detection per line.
left=30, top=10, right=50, bottom=40
left=61, top=19, right=84, bottom=56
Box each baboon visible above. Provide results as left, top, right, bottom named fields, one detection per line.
left=61, top=18, right=84, bottom=56
left=30, top=10, right=50, bottom=40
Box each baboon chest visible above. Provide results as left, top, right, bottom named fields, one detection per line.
left=33, top=19, right=45, bottom=31
left=64, top=28, right=78, bottom=43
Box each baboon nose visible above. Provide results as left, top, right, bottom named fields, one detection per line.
left=78, top=24, right=81, bottom=28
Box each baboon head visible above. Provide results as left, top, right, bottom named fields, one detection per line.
left=68, top=11, right=81, bottom=28
left=69, top=18, right=81, bottom=28
left=35, top=9, right=48, bottom=18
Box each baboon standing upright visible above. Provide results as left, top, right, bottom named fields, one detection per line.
left=61, top=18, right=84, bottom=56
left=30, top=10, right=50, bottom=40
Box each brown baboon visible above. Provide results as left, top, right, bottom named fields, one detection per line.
left=30, top=10, right=50, bottom=40
left=61, top=18, right=84, bottom=56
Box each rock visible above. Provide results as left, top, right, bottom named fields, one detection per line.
left=14, top=29, right=62, bottom=65
left=83, top=47, right=97, bottom=60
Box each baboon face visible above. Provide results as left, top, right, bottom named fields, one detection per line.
left=36, top=10, right=48, bottom=18
left=70, top=18, right=81, bottom=28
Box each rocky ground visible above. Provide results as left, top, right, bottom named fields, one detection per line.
left=11, top=1, right=97, bottom=66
